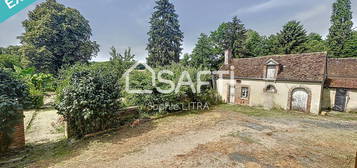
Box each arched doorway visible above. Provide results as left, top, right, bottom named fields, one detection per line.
left=290, top=88, right=310, bottom=112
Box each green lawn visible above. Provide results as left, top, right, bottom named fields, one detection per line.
left=218, top=104, right=357, bottom=121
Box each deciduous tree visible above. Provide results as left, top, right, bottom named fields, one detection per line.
left=244, top=30, right=267, bottom=57
left=20, top=0, right=99, bottom=74
left=304, top=33, right=327, bottom=53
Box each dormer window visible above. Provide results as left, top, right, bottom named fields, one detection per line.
left=266, top=65, right=277, bottom=79
left=265, top=58, right=279, bottom=80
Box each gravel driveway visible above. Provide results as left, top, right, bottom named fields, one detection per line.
left=42, top=105, right=357, bottom=168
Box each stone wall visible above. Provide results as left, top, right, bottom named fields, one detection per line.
left=0, top=111, right=25, bottom=151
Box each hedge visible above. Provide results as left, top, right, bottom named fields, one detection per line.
left=0, top=69, right=27, bottom=152
left=123, top=63, right=222, bottom=114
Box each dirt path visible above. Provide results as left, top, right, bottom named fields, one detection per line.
left=26, top=108, right=65, bottom=144
left=20, top=105, right=357, bottom=168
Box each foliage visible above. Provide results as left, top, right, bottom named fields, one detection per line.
left=123, top=63, right=221, bottom=114
left=0, top=69, right=28, bottom=152
left=109, top=46, right=136, bottom=74
left=341, top=30, right=357, bottom=57
left=0, top=46, right=22, bottom=56
left=180, top=53, right=191, bottom=67
left=244, top=30, right=268, bottom=57
left=20, top=0, right=99, bottom=74
left=304, top=33, right=327, bottom=53
left=327, top=0, right=353, bottom=57
left=14, top=66, right=55, bottom=91
left=13, top=66, right=55, bottom=108
left=20, top=45, right=56, bottom=74
left=258, top=34, right=280, bottom=55
left=0, top=54, right=22, bottom=70
left=56, top=64, right=122, bottom=138
left=146, top=0, right=183, bottom=67
left=211, top=16, right=247, bottom=58
left=277, top=20, right=308, bottom=54
left=187, top=33, right=221, bottom=70
left=0, top=46, right=29, bottom=70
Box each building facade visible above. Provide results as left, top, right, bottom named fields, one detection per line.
left=217, top=51, right=357, bottom=114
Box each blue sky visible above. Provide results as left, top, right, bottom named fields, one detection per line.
left=0, top=0, right=356, bottom=62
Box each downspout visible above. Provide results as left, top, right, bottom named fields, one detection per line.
left=319, top=54, right=328, bottom=114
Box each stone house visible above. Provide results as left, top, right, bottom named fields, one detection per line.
left=217, top=50, right=357, bottom=114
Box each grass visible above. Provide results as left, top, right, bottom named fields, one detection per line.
left=52, top=123, right=65, bottom=134
left=0, top=138, right=74, bottom=168
left=327, top=111, right=357, bottom=121
left=218, top=104, right=304, bottom=118
left=219, top=104, right=357, bottom=121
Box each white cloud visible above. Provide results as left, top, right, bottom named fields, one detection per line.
left=233, top=0, right=300, bottom=15
left=294, top=5, right=329, bottom=22
left=182, top=42, right=194, bottom=55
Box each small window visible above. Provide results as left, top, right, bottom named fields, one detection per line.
left=266, top=65, right=277, bottom=79
left=241, top=87, right=249, bottom=99
left=266, top=85, right=277, bottom=93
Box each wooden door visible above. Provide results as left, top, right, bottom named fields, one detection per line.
left=291, top=89, right=308, bottom=112
left=333, top=88, right=347, bottom=112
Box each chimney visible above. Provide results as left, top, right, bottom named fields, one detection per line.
left=224, top=49, right=232, bottom=65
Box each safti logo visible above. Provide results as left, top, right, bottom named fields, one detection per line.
left=123, top=62, right=234, bottom=94
left=0, top=0, right=38, bottom=23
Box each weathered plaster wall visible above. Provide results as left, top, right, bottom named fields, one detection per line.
left=322, top=88, right=357, bottom=112
left=217, top=78, right=323, bottom=114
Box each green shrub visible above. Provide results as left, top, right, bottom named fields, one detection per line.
left=0, top=69, right=28, bottom=152
left=56, top=64, right=122, bottom=138
left=123, top=63, right=221, bottom=114
left=13, top=66, right=55, bottom=109
left=0, top=54, right=22, bottom=70
left=27, top=89, right=44, bottom=109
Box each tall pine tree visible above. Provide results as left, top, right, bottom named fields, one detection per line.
left=341, top=30, right=357, bottom=57
left=277, top=20, right=307, bottom=54
left=211, top=16, right=247, bottom=58
left=146, top=0, right=183, bottom=67
left=327, top=0, right=353, bottom=57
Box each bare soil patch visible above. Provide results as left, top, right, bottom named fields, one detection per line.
left=3, top=105, right=357, bottom=168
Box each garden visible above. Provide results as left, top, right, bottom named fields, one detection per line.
left=0, top=0, right=221, bottom=157
left=1, top=0, right=357, bottom=167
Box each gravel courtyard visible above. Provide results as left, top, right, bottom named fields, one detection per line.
left=3, top=104, right=357, bottom=168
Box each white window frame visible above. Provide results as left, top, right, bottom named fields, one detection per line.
left=266, top=65, right=277, bottom=79
left=241, top=87, right=249, bottom=99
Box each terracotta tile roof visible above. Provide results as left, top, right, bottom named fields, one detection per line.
left=326, top=58, right=357, bottom=89
left=325, top=78, right=357, bottom=89
left=219, top=52, right=327, bottom=82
